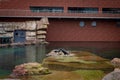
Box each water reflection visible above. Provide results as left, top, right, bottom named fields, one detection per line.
left=47, top=41, right=120, bottom=59
left=0, top=44, right=46, bottom=73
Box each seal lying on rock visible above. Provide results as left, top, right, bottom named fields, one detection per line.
left=46, top=48, right=74, bottom=57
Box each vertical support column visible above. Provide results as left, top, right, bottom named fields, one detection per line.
left=64, top=6, right=68, bottom=14
left=99, top=7, right=103, bottom=14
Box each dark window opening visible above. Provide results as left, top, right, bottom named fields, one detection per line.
left=68, top=7, right=98, bottom=13
left=30, top=6, right=64, bottom=13
left=102, top=8, right=120, bottom=14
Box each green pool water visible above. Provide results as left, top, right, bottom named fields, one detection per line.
left=0, top=44, right=46, bottom=78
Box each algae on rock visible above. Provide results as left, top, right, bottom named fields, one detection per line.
left=10, top=62, right=51, bottom=77
left=43, top=51, right=113, bottom=71
left=20, top=70, right=105, bottom=80
left=73, top=70, right=105, bottom=80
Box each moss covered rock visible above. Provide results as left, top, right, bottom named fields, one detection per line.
left=73, top=70, right=105, bottom=80
left=43, top=51, right=113, bottom=71
left=10, top=62, right=51, bottom=77
left=20, top=70, right=105, bottom=80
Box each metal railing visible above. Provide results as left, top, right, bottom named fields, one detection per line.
left=0, top=9, right=120, bottom=18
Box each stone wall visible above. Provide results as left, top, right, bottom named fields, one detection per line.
left=0, top=17, right=49, bottom=42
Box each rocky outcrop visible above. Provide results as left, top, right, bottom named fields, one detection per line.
left=102, top=58, right=120, bottom=80
left=10, top=62, right=51, bottom=77
left=44, top=51, right=113, bottom=71
left=0, top=17, right=49, bottom=42
left=111, top=58, right=120, bottom=67
left=102, top=69, right=120, bottom=80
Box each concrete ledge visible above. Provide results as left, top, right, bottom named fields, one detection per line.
left=0, top=41, right=49, bottom=48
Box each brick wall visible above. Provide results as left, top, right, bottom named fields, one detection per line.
left=46, top=18, right=120, bottom=41
left=1, top=0, right=120, bottom=10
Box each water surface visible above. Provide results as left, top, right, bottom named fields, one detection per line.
left=0, top=44, right=46, bottom=77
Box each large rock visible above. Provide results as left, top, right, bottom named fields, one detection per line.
left=43, top=51, right=114, bottom=71
left=102, top=70, right=120, bottom=80
left=111, top=58, right=120, bottom=67
left=19, top=70, right=105, bottom=80
left=10, top=62, right=51, bottom=77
